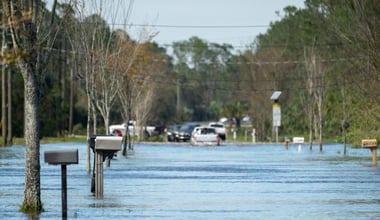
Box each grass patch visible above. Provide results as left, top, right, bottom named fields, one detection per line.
left=2, top=135, right=88, bottom=146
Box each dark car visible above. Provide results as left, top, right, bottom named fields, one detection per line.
left=167, top=124, right=181, bottom=142
left=174, top=122, right=200, bottom=142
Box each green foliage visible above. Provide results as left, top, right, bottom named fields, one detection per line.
left=73, top=123, right=85, bottom=135
left=3, top=0, right=380, bottom=144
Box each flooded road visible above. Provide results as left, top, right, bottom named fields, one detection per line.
left=1, top=143, right=379, bottom=219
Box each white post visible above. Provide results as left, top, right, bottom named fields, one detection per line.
left=252, top=129, right=256, bottom=144
left=275, top=126, right=279, bottom=143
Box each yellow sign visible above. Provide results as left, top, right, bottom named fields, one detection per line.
left=272, top=104, right=281, bottom=126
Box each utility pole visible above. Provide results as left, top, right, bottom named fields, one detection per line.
left=1, top=9, right=7, bottom=146
left=176, top=78, right=180, bottom=114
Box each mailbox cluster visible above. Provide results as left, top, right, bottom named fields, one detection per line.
left=44, top=135, right=122, bottom=217
left=89, top=135, right=122, bottom=199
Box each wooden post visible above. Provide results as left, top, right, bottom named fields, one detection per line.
left=361, top=139, right=378, bottom=166
left=93, top=136, right=122, bottom=199
left=284, top=137, right=290, bottom=150
left=370, top=148, right=377, bottom=166
left=95, top=152, right=104, bottom=199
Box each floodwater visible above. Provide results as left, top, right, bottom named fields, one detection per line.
left=0, top=143, right=379, bottom=219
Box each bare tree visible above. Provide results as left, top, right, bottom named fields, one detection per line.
left=114, top=32, right=157, bottom=154
left=304, top=47, right=316, bottom=149
left=69, top=0, right=136, bottom=167
left=84, top=0, right=129, bottom=136
left=304, top=46, right=327, bottom=151
left=115, top=37, right=145, bottom=154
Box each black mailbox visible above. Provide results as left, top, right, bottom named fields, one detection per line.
left=44, top=149, right=78, bottom=165
left=44, top=148, right=78, bottom=218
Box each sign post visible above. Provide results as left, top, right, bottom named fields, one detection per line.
left=273, top=103, right=281, bottom=143
left=270, top=91, right=282, bottom=143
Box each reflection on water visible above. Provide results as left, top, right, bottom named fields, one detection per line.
left=0, top=143, right=379, bottom=219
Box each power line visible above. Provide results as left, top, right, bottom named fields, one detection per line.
left=45, top=46, right=365, bottom=66
left=124, top=24, right=270, bottom=29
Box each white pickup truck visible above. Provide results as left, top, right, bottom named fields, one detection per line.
left=109, top=121, right=155, bottom=137
left=190, top=127, right=221, bottom=146
left=208, top=122, right=226, bottom=140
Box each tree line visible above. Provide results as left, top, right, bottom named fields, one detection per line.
left=0, top=0, right=379, bottom=213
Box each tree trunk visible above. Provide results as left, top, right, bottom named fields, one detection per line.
left=69, top=60, right=74, bottom=135
left=20, top=63, right=42, bottom=213
left=7, top=67, right=12, bottom=144
left=2, top=62, right=7, bottom=146
left=309, top=115, right=313, bottom=150
left=86, top=97, right=92, bottom=174
left=9, top=0, right=43, bottom=212
left=318, top=98, right=324, bottom=152
left=1, top=22, right=7, bottom=146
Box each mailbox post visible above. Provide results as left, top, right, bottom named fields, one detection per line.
left=293, top=137, right=305, bottom=152
left=44, top=149, right=78, bottom=219
left=90, top=136, right=122, bottom=199
left=361, top=139, right=378, bottom=166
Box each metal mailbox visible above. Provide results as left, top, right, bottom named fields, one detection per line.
left=44, top=149, right=79, bottom=165
left=95, top=136, right=122, bottom=151
left=293, top=137, right=305, bottom=144
left=91, top=135, right=122, bottom=199
left=44, top=148, right=78, bottom=218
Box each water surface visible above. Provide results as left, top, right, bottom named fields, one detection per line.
left=0, top=143, right=379, bottom=219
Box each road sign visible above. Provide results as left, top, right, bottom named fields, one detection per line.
left=273, top=104, right=281, bottom=126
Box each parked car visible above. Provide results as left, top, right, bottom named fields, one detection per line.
left=166, top=124, right=181, bottom=142
left=190, top=127, right=220, bottom=146
left=109, top=121, right=155, bottom=137
left=208, top=122, right=226, bottom=140
left=174, top=122, right=200, bottom=142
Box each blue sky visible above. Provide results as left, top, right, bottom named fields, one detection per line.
left=124, top=0, right=305, bottom=48
left=46, top=0, right=305, bottom=49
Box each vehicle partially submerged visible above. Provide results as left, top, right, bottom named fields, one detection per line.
left=109, top=121, right=155, bottom=138
left=167, top=122, right=201, bottom=142
left=190, top=127, right=221, bottom=146
left=208, top=122, right=226, bottom=140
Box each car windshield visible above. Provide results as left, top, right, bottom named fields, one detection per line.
left=211, top=124, right=223, bottom=128
left=168, top=125, right=179, bottom=131
left=180, top=124, right=199, bottom=131
left=201, top=128, right=216, bottom=134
